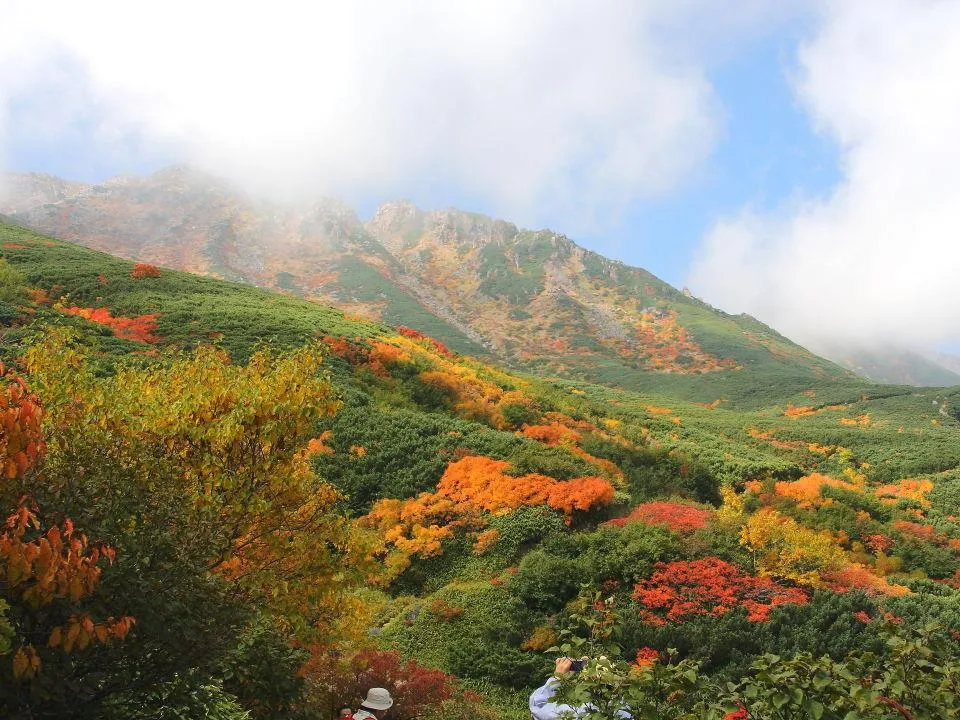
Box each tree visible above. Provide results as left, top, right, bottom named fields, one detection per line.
left=0, top=361, right=134, bottom=715
left=739, top=508, right=846, bottom=586
left=12, top=330, right=369, bottom=717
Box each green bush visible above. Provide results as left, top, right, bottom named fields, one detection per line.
left=508, top=550, right=586, bottom=614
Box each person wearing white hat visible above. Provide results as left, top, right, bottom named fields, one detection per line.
left=353, top=687, right=394, bottom=720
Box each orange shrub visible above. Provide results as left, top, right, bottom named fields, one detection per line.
left=521, top=422, right=580, bottom=445
left=472, top=528, right=500, bottom=554
left=60, top=306, right=161, bottom=343
left=783, top=405, right=817, bottom=417
left=634, top=647, right=659, bottom=669
left=437, top=456, right=613, bottom=518
left=0, top=362, right=45, bottom=478
left=875, top=478, right=933, bottom=507
left=361, top=456, right=615, bottom=578
left=130, top=262, right=161, bottom=279
left=821, top=563, right=910, bottom=596
left=774, top=473, right=858, bottom=508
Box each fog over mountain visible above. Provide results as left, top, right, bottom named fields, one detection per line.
left=3, top=2, right=960, bottom=373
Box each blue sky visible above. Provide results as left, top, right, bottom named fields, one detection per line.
left=606, top=29, right=843, bottom=288
left=3, top=1, right=960, bottom=353
left=2, top=13, right=840, bottom=292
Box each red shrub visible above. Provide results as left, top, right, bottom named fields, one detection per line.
left=61, top=306, right=161, bottom=343
left=397, top=326, right=454, bottom=357
left=632, top=558, right=807, bottom=624
left=315, top=649, right=456, bottom=719
left=604, top=501, right=712, bottom=533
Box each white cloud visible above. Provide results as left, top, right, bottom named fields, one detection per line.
left=689, top=0, right=960, bottom=350
left=0, top=0, right=788, bottom=228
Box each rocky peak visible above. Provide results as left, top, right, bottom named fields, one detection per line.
left=369, top=200, right=424, bottom=233
left=0, top=172, right=89, bottom=213
left=421, top=208, right=518, bottom=249
left=365, top=200, right=425, bottom=253
left=299, top=198, right=365, bottom=249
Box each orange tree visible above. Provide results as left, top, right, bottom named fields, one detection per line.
left=13, top=330, right=369, bottom=718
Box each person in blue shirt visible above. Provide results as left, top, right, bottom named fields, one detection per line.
left=529, top=657, right=633, bottom=719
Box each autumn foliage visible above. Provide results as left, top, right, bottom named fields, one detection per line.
left=632, top=558, right=808, bottom=624
left=604, top=501, right=713, bottom=533
left=0, top=362, right=45, bottom=479
left=876, top=478, right=934, bottom=507
left=437, top=456, right=614, bottom=517
left=821, top=564, right=910, bottom=597
left=739, top=508, right=845, bottom=586
left=397, top=326, right=454, bottom=358
left=22, top=332, right=366, bottom=642
left=303, top=648, right=465, bottom=719
left=361, top=455, right=615, bottom=578
left=60, top=305, right=161, bottom=343
left=2, top=503, right=134, bottom=679
left=0, top=364, right=133, bottom=682
left=773, top=473, right=858, bottom=508
left=521, top=422, right=581, bottom=445
left=130, top=262, right=161, bottom=279
left=621, top=309, right=739, bottom=374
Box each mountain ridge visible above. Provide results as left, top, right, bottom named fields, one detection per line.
left=0, top=167, right=866, bottom=402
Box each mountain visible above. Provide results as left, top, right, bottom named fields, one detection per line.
left=819, top=345, right=960, bottom=387
left=1, top=167, right=859, bottom=406
left=929, top=350, right=960, bottom=377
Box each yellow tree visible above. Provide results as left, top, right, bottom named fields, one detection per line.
left=22, top=330, right=371, bottom=642
left=739, top=508, right=845, bottom=587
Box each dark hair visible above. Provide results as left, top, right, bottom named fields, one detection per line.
left=337, top=707, right=353, bottom=714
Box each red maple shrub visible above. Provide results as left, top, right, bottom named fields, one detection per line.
left=61, top=306, right=161, bottom=343
left=632, top=557, right=808, bottom=624
left=604, top=501, right=713, bottom=533
left=310, top=649, right=457, bottom=719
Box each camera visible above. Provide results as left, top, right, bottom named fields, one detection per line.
left=568, top=658, right=586, bottom=672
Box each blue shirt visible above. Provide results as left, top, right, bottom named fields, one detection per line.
left=529, top=678, right=632, bottom=720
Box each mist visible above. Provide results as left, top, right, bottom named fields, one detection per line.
left=7, top=1, right=960, bottom=356
left=689, top=1, right=960, bottom=354
left=0, top=1, right=795, bottom=230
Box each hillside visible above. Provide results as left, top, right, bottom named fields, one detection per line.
left=1, top=220, right=959, bottom=718
left=1, top=168, right=860, bottom=406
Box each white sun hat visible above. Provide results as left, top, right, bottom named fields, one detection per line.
left=361, top=687, right=394, bottom=710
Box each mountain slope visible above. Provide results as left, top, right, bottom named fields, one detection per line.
left=3, top=220, right=960, bottom=718
left=2, top=168, right=860, bottom=405
left=823, top=345, right=960, bottom=387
